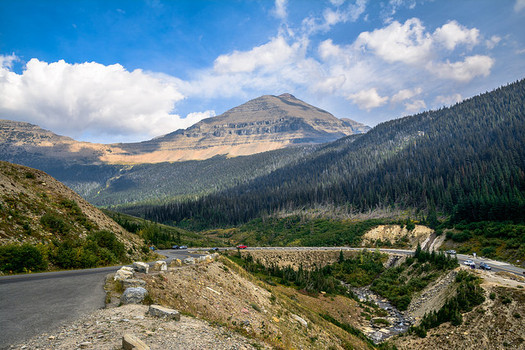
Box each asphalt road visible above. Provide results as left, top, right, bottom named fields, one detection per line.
left=0, top=249, right=198, bottom=348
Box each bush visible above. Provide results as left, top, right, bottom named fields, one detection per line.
left=40, top=213, right=69, bottom=235
left=0, top=244, right=47, bottom=273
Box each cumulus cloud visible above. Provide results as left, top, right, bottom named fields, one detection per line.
left=348, top=88, right=388, bottom=111
left=427, top=55, right=494, bottom=82
left=433, top=20, right=479, bottom=50
left=356, top=18, right=433, bottom=64
left=0, top=57, right=206, bottom=143
left=391, top=87, right=422, bottom=103
left=213, top=36, right=303, bottom=74
left=515, top=0, right=525, bottom=12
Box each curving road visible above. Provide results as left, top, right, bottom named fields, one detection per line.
left=0, top=249, right=199, bottom=348
left=1, top=247, right=523, bottom=348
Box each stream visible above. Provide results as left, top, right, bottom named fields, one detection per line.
left=351, top=286, right=413, bottom=343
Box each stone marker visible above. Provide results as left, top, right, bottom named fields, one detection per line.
left=133, top=262, right=149, bottom=274
left=183, top=257, right=195, bottom=265
left=148, top=305, right=181, bottom=321
left=120, top=287, right=148, bottom=305
left=121, top=278, right=146, bottom=289
left=152, top=260, right=167, bottom=272
left=122, top=334, right=150, bottom=350
left=169, top=259, right=182, bottom=267
left=114, top=268, right=134, bottom=281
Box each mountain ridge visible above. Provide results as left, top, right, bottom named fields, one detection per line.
left=0, top=93, right=369, bottom=164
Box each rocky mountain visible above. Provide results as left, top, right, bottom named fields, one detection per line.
left=0, top=93, right=368, bottom=164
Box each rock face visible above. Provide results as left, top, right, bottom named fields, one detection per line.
left=121, top=287, right=148, bottom=305
left=183, top=257, right=195, bottom=265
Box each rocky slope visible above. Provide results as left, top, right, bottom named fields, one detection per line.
left=0, top=94, right=368, bottom=164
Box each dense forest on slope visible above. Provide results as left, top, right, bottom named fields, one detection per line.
left=133, top=79, right=525, bottom=228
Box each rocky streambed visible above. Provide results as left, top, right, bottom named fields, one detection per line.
left=352, top=287, right=413, bottom=343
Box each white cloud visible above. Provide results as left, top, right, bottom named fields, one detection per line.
left=515, top=0, right=525, bottom=12
left=213, top=36, right=303, bottom=74
left=348, top=88, right=388, bottom=110
left=273, top=0, right=287, bottom=20
left=0, top=54, right=17, bottom=69
left=427, top=55, right=494, bottom=82
left=315, top=75, right=347, bottom=94
left=485, top=35, right=501, bottom=50
left=434, top=93, right=463, bottom=107
left=404, top=99, right=426, bottom=113
left=0, top=57, right=197, bottom=143
left=433, top=20, right=479, bottom=50
left=303, top=0, right=367, bottom=34
left=391, top=87, right=422, bottom=103
left=356, top=18, right=433, bottom=64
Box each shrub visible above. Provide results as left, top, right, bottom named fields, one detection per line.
left=40, top=213, right=69, bottom=235
left=0, top=243, right=47, bottom=273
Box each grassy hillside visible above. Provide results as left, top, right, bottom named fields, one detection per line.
left=0, top=161, right=150, bottom=273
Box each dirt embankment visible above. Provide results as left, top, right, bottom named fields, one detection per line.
left=393, top=268, right=525, bottom=350
left=361, top=225, right=436, bottom=249
left=241, top=249, right=361, bottom=270
left=146, top=256, right=371, bottom=350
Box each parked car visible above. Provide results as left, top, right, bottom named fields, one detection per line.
left=479, top=262, right=492, bottom=270
left=236, top=245, right=247, bottom=249
left=172, top=245, right=179, bottom=249
left=210, top=247, right=219, bottom=251
left=179, top=245, right=188, bottom=249
left=446, top=250, right=456, bottom=255
left=464, top=260, right=475, bottom=267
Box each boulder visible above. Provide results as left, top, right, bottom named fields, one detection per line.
left=133, top=262, right=149, bottom=274
left=114, top=268, right=134, bottom=281
left=121, top=266, right=134, bottom=272
left=211, top=253, right=219, bottom=260
left=148, top=305, right=181, bottom=321
left=291, top=314, right=308, bottom=328
left=152, top=261, right=167, bottom=272
left=183, top=257, right=195, bottom=265
left=122, top=334, right=150, bottom=350
left=120, top=287, right=148, bottom=305
left=169, top=259, right=182, bottom=267
left=121, top=278, right=146, bottom=289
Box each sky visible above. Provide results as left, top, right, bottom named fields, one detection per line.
left=0, top=0, right=524, bottom=143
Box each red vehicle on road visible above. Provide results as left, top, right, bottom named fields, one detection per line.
left=236, top=245, right=247, bottom=249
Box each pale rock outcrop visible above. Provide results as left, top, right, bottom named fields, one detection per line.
left=114, top=267, right=134, bottom=281
left=152, top=261, right=167, bottom=272
left=133, top=262, right=149, bottom=274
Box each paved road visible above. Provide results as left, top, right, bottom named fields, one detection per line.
left=0, top=249, right=198, bottom=348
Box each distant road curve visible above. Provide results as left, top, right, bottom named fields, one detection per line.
left=190, top=246, right=525, bottom=277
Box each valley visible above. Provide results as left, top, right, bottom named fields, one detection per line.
left=1, top=79, right=525, bottom=350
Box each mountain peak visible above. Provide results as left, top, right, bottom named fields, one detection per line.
left=277, top=93, right=297, bottom=100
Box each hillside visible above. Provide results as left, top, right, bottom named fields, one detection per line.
left=137, top=79, right=525, bottom=228
left=0, top=161, right=148, bottom=273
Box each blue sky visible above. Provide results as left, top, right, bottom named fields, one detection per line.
left=1, top=0, right=524, bottom=143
